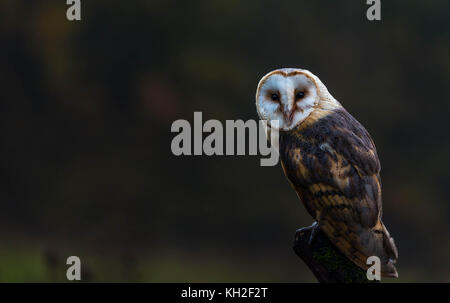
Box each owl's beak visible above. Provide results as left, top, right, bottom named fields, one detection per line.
left=284, top=110, right=295, bottom=125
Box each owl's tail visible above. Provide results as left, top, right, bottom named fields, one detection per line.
left=363, top=221, right=398, bottom=277
left=322, top=219, right=399, bottom=278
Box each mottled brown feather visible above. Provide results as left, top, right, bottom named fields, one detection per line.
left=280, top=107, right=398, bottom=277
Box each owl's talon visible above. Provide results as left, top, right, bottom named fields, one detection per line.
left=308, top=221, right=319, bottom=245
left=295, top=221, right=319, bottom=246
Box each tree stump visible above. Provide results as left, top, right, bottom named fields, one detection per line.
left=293, top=223, right=378, bottom=283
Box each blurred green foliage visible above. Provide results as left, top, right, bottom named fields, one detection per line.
left=1, top=0, right=450, bottom=282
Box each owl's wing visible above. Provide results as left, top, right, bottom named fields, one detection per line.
left=280, top=109, right=398, bottom=277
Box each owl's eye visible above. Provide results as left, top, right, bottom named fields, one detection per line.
left=296, top=91, right=305, bottom=100
left=271, top=93, right=280, bottom=101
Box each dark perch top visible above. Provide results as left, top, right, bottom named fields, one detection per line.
left=293, top=226, right=378, bottom=283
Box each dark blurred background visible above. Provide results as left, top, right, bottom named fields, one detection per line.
left=1, top=0, right=449, bottom=282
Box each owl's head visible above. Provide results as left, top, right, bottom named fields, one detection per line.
left=256, top=68, right=339, bottom=131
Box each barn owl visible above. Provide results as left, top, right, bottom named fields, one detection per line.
left=255, top=68, right=398, bottom=277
